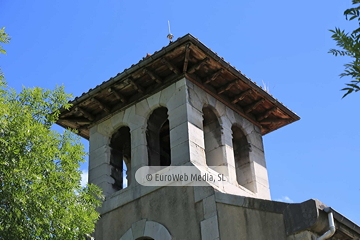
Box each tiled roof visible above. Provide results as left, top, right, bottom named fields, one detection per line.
left=57, top=34, right=300, bottom=139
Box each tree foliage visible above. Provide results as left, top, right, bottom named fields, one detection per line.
left=0, top=27, right=10, bottom=82
left=329, top=0, right=360, bottom=97
left=0, top=28, right=103, bottom=239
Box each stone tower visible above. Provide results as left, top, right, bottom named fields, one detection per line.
left=57, top=34, right=360, bottom=240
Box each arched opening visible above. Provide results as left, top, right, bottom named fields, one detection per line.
left=110, top=126, right=131, bottom=190
left=120, top=220, right=171, bottom=240
left=232, top=125, right=252, bottom=191
left=146, top=107, right=171, bottom=166
left=203, top=106, right=223, bottom=167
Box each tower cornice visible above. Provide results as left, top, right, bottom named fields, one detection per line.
left=57, top=34, right=300, bottom=139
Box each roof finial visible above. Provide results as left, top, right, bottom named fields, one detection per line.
left=167, top=21, right=174, bottom=42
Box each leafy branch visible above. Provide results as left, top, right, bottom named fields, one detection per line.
left=329, top=0, right=360, bottom=97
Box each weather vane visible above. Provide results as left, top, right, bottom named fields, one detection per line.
left=167, top=20, right=174, bottom=42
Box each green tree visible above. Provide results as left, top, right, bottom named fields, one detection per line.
left=0, top=27, right=10, bottom=83
left=329, top=0, right=360, bottom=97
left=0, top=28, right=103, bottom=239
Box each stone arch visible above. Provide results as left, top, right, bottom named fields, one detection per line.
left=142, top=102, right=168, bottom=130
left=146, top=107, right=171, bottom=166
left=218, top=106, right=254, bottom=137
left=120, top=220, right=172, bottom=240
left=231, top=124, right=253, bottom=192
left=109, top=109, right=130, bottom=133
left=110, top=126, right=131, bottom=190
left=202, top=106, right=224, bottom=167
left=203, top=104, right=223, bottom=123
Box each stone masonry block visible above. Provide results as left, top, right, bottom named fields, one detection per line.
left=189, top=141, right=206, bottom=165
left=225, top=106, right=236, bottom=124
left=234, top=111, right=245, bottom=127
left=132, top=144, right=148, bottom=167
left=188, top=87, right=204, bottom=112
left=220, top=115, right=232, bottom=133
left=128, top=113, right=146, bottom=131
left=254, top=126, right=262, bottom=135
left=130, top=127, right=146, bottom=148
left=131, top=219, right=146, bottom=239
left=186, top=78, right=194, bottom=89
left=89, top=132, right=109, bottom=152
left=146, top=90, right=161, bottom=109
left=168, top=103, right=187, bottom=130
left=89, top=174, right=114, bottom=186
left=160, top=82, right=176, bottom=105
left=111, top=110, right=125, bottom=130
left=247, top=132, right=264, bottom=152
left=89, top=145, right=110, bottom=170
left=203, top=195, right=217, bottom=219
left=89, top=163, right=112, bottom=182
left=89, top=126, right=97, bottom=136
left=171, top=140, right=190, bottom=166
left=249, top=149, right=266, bottom=166
left=221, top=127, right=234, bottom=148
left=223, top=144, right=235, bottom=168
left=167, top=85, right=187, bottom=111
left=206, top=93, right=217, bottom=108
left=194, top=186, right=215, bottom=203
left=256, top=183, right=271, bottom=200
left=176, top=77, right=186, bottom=89
left=100, top=186, right=135, bottom=214
left=214, top=191, right=246, bottom=206
left=204, top=131, right=222, bottom=152
left=242, top=118, right=255, bottom=135
left=226, top=164, right=237, bottom=185
left=123, top=104, right=135, bottom=124
left=215, top=100, right=226, bottom=117
left=96, top=181, right=116, bottom=197
left=206, top=147, right=225, bottom=167
left=236, top=163, right=254, bottom=185
left=188, top=122, right=205, bottom=149
left=193, top=84, right=208, bottom=103
left=242, top=181, right=256, bottom=193
left=200, top=215, right=219, bottom=240
left=186, top=104, right=204, bottom=130
left=170, top=122, right=189, bottom=148
left=120, top=229, right=133, bottom=240
left=144, top=221, right=172, bottom=240
left=287, top=231, right=316, bottom=240
left=97, top=118, right=112, bottom=137
left=131, top=165, right=147, bottom=185
left=135, top=99, right=150, bottom=118
left=252, top=161, right=269, bottom=187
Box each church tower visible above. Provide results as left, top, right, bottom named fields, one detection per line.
left=57, top=34, right=360, bottom=240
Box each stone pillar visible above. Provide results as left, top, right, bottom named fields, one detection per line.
left=220, top=126, right=238, bottom=185
left=88, top=127, right=114, bottom=196
left=130, top=126, right=147, bottom=187
left=200, top=194, right=220, bottom=240
left=167, top=78, right=206, bottom=167
left=247, top=126, right=270, bottom=199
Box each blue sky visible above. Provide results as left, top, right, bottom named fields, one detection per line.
left=1, top=0, right=359, bottom=224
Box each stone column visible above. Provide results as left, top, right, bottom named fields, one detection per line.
left=247, top=126, right=270, bottom=199
left=167, top=78, right=206, bottom=167
left=88, top=126, right=114, bottom=196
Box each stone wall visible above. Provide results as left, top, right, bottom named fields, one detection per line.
left=95, top=185, right=322, bottom=240
left=95, top=186, right=202, bottom=240
left=88, top=77, right=271, bottom=218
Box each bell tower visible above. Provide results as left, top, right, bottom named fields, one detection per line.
left=57, top=34, right=300, bottom=240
